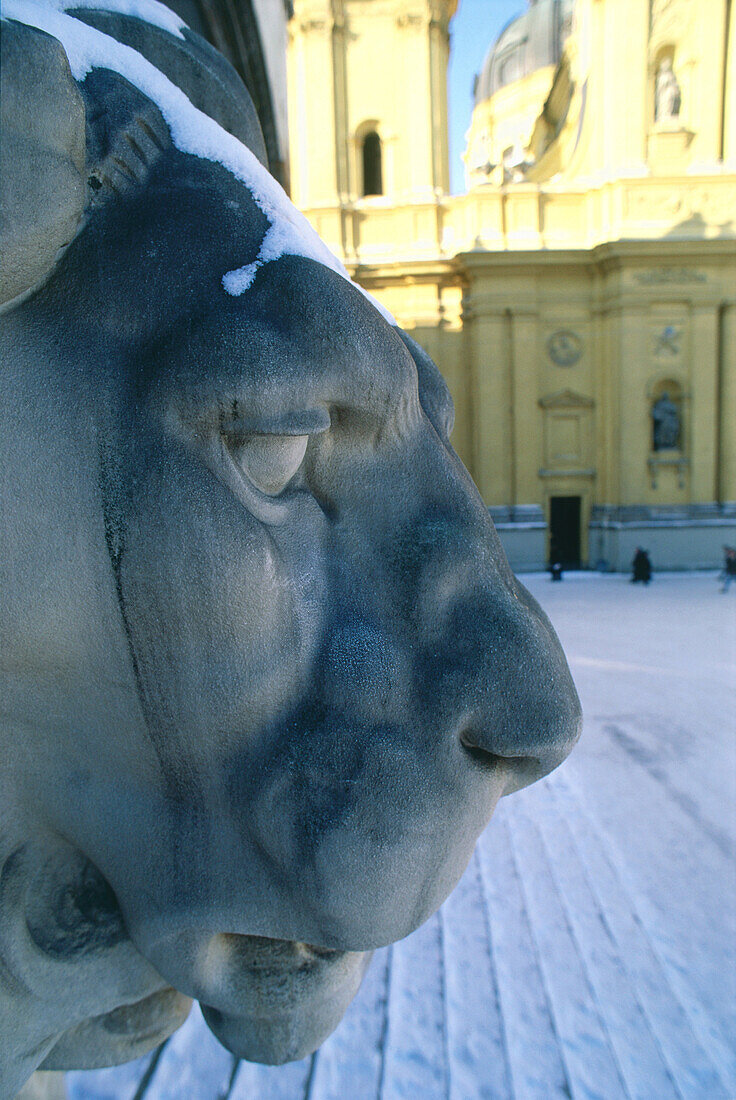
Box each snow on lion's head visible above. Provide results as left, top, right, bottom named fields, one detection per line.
left=0, top=3, right=581, bottom=1093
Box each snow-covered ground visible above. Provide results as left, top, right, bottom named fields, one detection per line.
left=67, top=572, right=736, bottom=1100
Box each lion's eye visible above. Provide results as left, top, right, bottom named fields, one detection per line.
left=224, top=433, right=309, bottom=496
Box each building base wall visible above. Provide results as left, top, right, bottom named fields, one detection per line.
left=493, top=504, right=736, bottom=573
left=590, top=504, right=736, bottom=572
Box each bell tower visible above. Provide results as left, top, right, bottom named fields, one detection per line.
left=287, top=0, right=457, bottom=216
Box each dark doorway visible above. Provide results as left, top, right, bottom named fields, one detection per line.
left=549, top=496, right=582, bottom=568
left=362, top=131, right=383, bottom=196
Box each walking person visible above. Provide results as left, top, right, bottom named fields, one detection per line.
left=720, top=545, right=736, bottom=592
left=631, top=547, right=652, bottom=585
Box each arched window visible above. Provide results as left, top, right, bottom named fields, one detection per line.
left=362, top=131, right=383, bottom=196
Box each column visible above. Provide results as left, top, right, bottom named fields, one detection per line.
left=467, top=304, right=512, bottom=505
left=509, top=308, right=540, bottom=507
left=719, top=303, right=736, bottom=502
left=690, top=304, right=720, bottom=503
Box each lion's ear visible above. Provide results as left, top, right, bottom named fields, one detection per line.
left=0, top=19, right=87, bottom=306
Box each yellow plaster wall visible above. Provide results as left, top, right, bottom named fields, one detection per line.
left=352, top=239, right=736, bottom=567
left=289, top=0, right=455, bottom=209
left=288, top=0, right=736, bottom=568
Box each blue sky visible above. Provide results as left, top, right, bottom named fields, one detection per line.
left=448, top=0, right=524, bottom=192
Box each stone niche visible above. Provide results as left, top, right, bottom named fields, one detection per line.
left=647, top=377, right=688, bottom=490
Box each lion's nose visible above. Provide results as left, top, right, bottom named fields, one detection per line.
left=451, top=579, right=582, bottom=792
left=419, top=562, right=581, bottom=793
left=458, top=702, right=582, bottom=793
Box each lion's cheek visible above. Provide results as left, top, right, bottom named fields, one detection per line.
left=109, top=444, right=324, bottom=747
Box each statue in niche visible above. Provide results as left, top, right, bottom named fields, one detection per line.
left=652, top=391, right=681, bottom=450
left=0, top=3, right=581, bottom=1095
left=655, top=56, right=681, bottom=122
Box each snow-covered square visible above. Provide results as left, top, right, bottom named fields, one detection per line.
left=67, top=572, right=736, bottom=1100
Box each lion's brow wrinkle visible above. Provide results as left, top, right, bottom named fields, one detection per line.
left=137, top=117, right=166, bottom=152
left=124, top=132, right=148, bottom=165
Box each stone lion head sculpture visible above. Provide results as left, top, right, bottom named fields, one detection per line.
left=0, top=2, right=581, bottom=1093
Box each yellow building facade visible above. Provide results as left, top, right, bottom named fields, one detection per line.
left=287, top=0, right=736, bottom=570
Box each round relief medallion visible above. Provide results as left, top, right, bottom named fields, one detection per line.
left=547, top=330, right=583, bottom=367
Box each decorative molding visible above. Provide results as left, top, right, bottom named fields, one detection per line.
left=396, top=13, right=423, bottom=29
left=633, top=267, right=706, bottom=285
left=653, top=324, right=681, bottom=357
left=646, top=375, right=689, bottom=400
left=591, top=502, right=735, bottom=527
left=647, top=453, right=689, bottom=489
left=539, top=389, right=594, bottom=409
left=299, top=18, right=328, bottom=32
left=539, top=468, right=596, bottom=479
left=488, top=505, right=546, bottom=529
left=650, top=0, right=692, bottom=43
left=547, top=329, right=583, bottom=366
left=624, top=184, right=736, bottom=225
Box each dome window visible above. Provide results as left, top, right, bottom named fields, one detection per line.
left=362, top=131, right=383, bottom=196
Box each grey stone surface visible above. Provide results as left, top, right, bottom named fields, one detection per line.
left=65, top=574, right=736, bottom=1100
left=0, top=4, right=580, bottom=1096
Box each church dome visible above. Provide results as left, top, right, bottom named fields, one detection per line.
left=474, top=0, right=574, bottom=104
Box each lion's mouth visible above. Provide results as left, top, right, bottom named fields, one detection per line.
left=183, top=931, right=363, bottom=1011
left=203, top=932, right=345, bottom=974
left=186, top=933, right=371, bottom=1065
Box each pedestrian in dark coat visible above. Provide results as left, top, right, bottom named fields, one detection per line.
left=720, top=546, right=736, bottom=592
left=631, top=547, right=652, bottom=584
